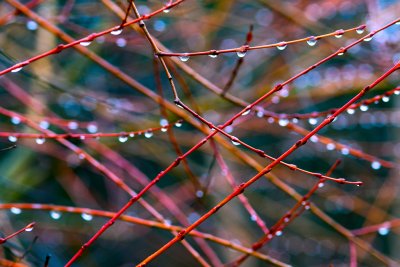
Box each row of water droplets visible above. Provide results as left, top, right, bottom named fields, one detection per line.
left=176, top=25, right=374, bottom=62
left=10, top=207, right=93, bottom=222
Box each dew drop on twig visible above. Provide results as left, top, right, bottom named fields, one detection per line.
left=175, top=121, right=182, bottom=127
left=179, top=54, right=190, bottom=62
left=144, top=131, right=153, bottom=138
left=10, top=207, right=22, bottom=214
left=50, top=210, right=62, bottom=220
left=111, top=28, right=123, bottom=36
left=118, top=135, right=128, bottom=143
left=371, top=161, right=381, bottom=170
left=8, top=136, right=17, bottom=143
left=36, top=137, right=46, bottom=145
left=80, top=41, right=92, bottom=47
left=25, top=225, right=34, bottom=232
left=277, top=42, right=287, bottom=50
left=81, top=212, right=93, bottom=221
left=236, top=51, right=246, bottom=58
left=307, top=36, right=317, bottom=46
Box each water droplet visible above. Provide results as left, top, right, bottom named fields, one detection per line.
left=163, top=8, right=170, bottom=13
left=118, top=135, right=128, bottom=143
left=335, top=29, right=344, bottom=38
left=283, top=217, right=290, bottom=223
left=278, top=119, right=289, bottom=127
left=231, top=137, right=240, bottom=146
left=160, top=118, right=168, bottom=126
left=87, top=123, right=98, bottom=133
left=26, top=20, right=38, bottom=31
left=196, top=190, right=204, bottom=198
left=11, top=67, right=23, bottom=73
left=78, top=153, right=85, bottom=160
left=209, top=54, right=218, bottom=58
left=68, top=121, right=78, bottom=130
left=11, top=116, right=21, bottom=125
left=175, top=121, right=182, bottom=127
left=318, top=182, right=325, bottom=188
left=250, top=215, right=257, bottom=221
left=396, top=21, right=400, bottom=25
left=267, top=234, right=273, bottom=239
left=36, top=137, right=46, bottom=145
left=326, top=143, right=335, bottom=150
left=225, top=125, right=233, bottom=133
left=347, top=108, right=355, bottom=115
left=81, top=213, right=93, bottom=221
left=80, top=135, right=85, bottom=140
left=242, top=109, right=251, bottom=116
left=80, top=41, right=91, bottom=47
left=8, top=136, right=17, bottom=143
left=179, top=54, right=190, bottom=62
left=395, top=90, right=400, bottom=96
left=307, top=36, right=317, bottom=46
left=382, top=96, right=390, bottom=102
left=341, top=147, right=350, bottom=155
left=338, top=51, right=345, bottom=56
left=50, top=210, right=62, bottom=220
left=39, top=121, right=49, bottom=129
left=364, top=35, right=373, bottom=42
left=277, top=42, right=287, bottom=50
left=310, top=135, right=319, bottom=143
left=236, top=51, right=246, bottom=58
left=305, top=205, right=310, bottom=210
left=111, top=28, right=123, bottom=35
left=161, top=127, right=168, bottom=132
left=10, top=207, right=22, bottom=214
left=360, top=105, right=369, bottom=112
left=356, top=26, right=365, bottom=34
left=164, top=219, right=172, bottom=226
left=256, top=110, right=264, bottom=118
left=371, top=161, right=381, bottom=170
left=378, top=227, right=389, bottom=235
left=292, top=118, right=299, bottom=124
left=275, top=230, right=282, bottom=236
left=129, top=133, right=135, bottom=137
left=25, top=225, right=34, bottom=232
left=144, top=131, right=153, bottom=138
left=308, top=118, right=318, bottom=125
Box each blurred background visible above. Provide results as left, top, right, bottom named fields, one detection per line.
left=0, top=0, right=399, bottom=266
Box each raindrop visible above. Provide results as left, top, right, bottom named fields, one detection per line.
left=160, top=118, right=168, bottom=126
left=8, top=136, right=17, bottom=143
left=26, top=20, right=38, bottom=31
left=395, top=90, right=400, bottom=96
left=111, top=28, right=123, bottom=35
left=382, top=96, right=390, bottom=102
left=356, top=26, right=365, bottom=34
left=231, top=137, right=240, bottom=146
left=36, top=137, right=46, bottom=145
left=318, top=182, right=325, bottom=188
left=11, top=116, right=21, bottom=125
left=275, top=230, right=282, bottom=236
left=25, top=225, right=34, bottom=232
left=236, top=51, right=246, bottom=58
left=396, top=20, right=400, bottom=25
left=278, top=119, right=289, bottom=127
left=335, top=29, right=344, bottom=38
left=292, top=118, right=299, bottom=124
left=326, top=143, right=335, bottom=150
left=144, top=131, right=153, bottom=138
left=242, top=109, right=251, bottom=116
left=196, top=190, right=204, bottom=198
left=118, top=135, right=128, bottom=143
left=341, top=147, right=350, bottom=155
left=68, top=121, right=78, bottom=130
left=10, top=207, right=22, bottom=214
left=78, top=153, right=85, bottom=160
left=360, top=105, right=369, bottom=112
left=308, top=118, right=318, bottom=125
left=11, top=67, right=23, bottom=73
left=80, top=41, right=91, bottom=47
left=305, top=205, right=310, bottom=210
left=307, top=36, right=317, bottom=46
left=175, top=121, right=182, bottom=127
left=81, top=213, right=93, bottom=221
left=39, top=121, right=49, bottom=129
left=50, top=210, right=62, bottom=220
left=209, top=54, right=218, bottom=58
left=129, top=133, right=135, bottom=137
left=87, top=123, right=98, bottom=133
left=179, top=54, right=190, bottom=62
left=250, top=215, right=257, bottom=221
left=161, top=127, right=168, bottom=132
left=347, top=108, right=355, bottom=115
left=371, top=161, right=381, bottom=170
left=163, top=8, right=170, bottom=13
left=364, top=36, right=373, bottom=42
left=277, top=42, right=287, bottom=50
left=378, top=227, right=389, bottom=236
